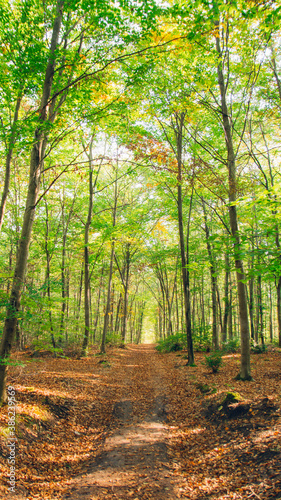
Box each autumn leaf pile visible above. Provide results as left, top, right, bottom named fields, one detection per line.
left=0, top=346, right=280, bottom=499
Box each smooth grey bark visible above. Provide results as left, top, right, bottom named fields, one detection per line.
left=0, top=1, right=64, bottom=403
left=215, top=20, right=251, bottom=380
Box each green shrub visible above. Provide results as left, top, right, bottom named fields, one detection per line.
left=193, top=325, right=212, bottom=352
left=31, top=339, right=63, bottom=355
left=205, top=351, right=223, bottom=373
left=222, top=338, right=240, bottom=353
left=105, top=333, right=122, bottom=346
left=156, top=333, right=186, bottom=353
left=251, top=342, right=267, bottom=353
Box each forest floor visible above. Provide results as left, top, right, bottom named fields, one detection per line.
left=0, top=344, right=281, bottom=500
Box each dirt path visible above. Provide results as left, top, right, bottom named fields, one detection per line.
left=1, top=344, right=280, bottom=499
left=63, top=345, right=176, bottom=500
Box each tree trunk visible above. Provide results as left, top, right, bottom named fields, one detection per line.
left=269, top=283, right=273, bottom=343
left=215, top=20, right=251, bottom=380
left=202, top=198, right=219, bottom=350
left=0, top=1, right=64, bottom=403
left=277, top=277, right=281, bottom=347
left=222, top=252, right=230, bottom=343
left=60, top=191, right=75, bottom=345
left=0, top=93, right=22, bottom=232
left=44, top=200, right=56, bottom=349
left=93, top=265, right=104, bottom=342
left=100, top=244, right=115, bottom=354
left=82, top=136, right=101, bottom=355
left=82, top=154, right=93, bottom=355
left=174, top=112, right=194, bottom=365
left=100, top=171, right=118, bottom=354
left=228, top=272, right=233, bottom=339
left=257, top=274, right=264, bottom=346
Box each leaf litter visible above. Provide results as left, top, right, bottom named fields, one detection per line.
left=0, top=346, right=280, bottom=499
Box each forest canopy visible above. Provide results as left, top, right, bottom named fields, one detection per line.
left=0, top=0, right=281, bottom=400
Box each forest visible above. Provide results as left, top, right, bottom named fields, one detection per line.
left=0, top=0, right=280, bottom=386
left=0, top=1, right=280, bottom=498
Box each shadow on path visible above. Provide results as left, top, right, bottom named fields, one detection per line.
left=63, top=346, right=175, bottom=500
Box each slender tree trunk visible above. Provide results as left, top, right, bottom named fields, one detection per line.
left=82, top=159, right=93, bottom=355
left=257, top=274, right=264, bottom=347
left=249, top=275, right=255, bottom=340
left=201, top=274, right=205, bottom=332
left=0, top=94, right=23, bottom=232
left=115, top=293, right=122, bottom=335
left=228, top=272, right=233, bottom=339
left=60, top=210, right=67, bottom=345
left=222, top=252, right=230, bottom=343
left=100, top=244, right=115, bottom=354
left=175, top=281, right=179, bottom=333
left=76, top=265, right=84, bottom=328
left=202, top=199, right=219, bottom=349
left=0, top=2, right=64, bottom=403
left=215, top=20, right=251, bottom=379
left=93, top=266, right=104, bottom=342
left=82, top=137, right=101, bottom=355
left=60, top=192, right=75, bottom=345
left=44, top=201, right=56, bottom=349
left=192, top=274, right=196, bottom=332
left=174, top=112, right=194, bottom=365
left=100, top=172, right=118, bottom=354
left=121, top=245, right=131, bottom=343
left=269, top=283, right=273, bottom=343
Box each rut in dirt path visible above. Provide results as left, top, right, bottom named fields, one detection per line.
left=63, top=345, right=176, bottom=500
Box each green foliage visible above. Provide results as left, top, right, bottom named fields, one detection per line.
left=222, top=338, right=240, bottom=353
left=0, top=357, right=25, bottom=367
left=31, top=339, right=63, bottom=356
left=221, top=392, right=242, bottom=407
left=105, top=333, right=123, bottom=346
left=155, top=333, right=186, bottom=353
left=205, top=351, right=223, bottom=373
left=193, top=326, right=212, bottom=352
left=196, top=382, right=216, bottom=394
left=251, top=342, right=267, bottom=354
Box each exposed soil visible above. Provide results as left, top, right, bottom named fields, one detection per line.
left=63, top=345, right=174, bottom=500
left=0, top=345, right=281, bottom=499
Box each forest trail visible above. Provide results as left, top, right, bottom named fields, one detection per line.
left=63, top=345, right=176, bottom=500
left=1, top=345, right=281, bottom=499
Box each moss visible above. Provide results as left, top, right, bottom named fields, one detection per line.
left=196, top=383, right=211, bottom=394
left=221, top=392, right=242, bottom=407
